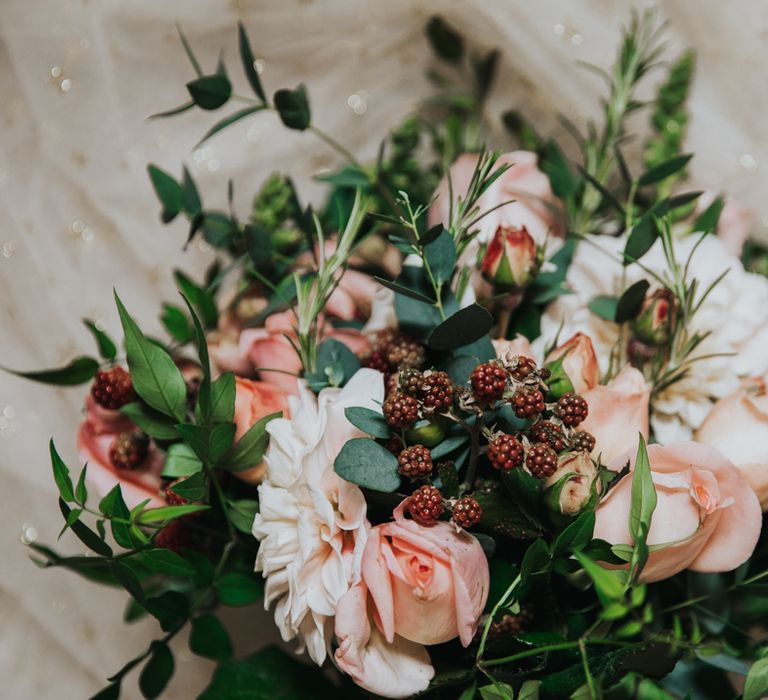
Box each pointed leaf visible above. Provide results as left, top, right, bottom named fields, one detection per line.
left=238, top=23, right=266, bottom=102
left=83, top=320, right=117, bottom=360
left=4, top=356, right=99, bottom=386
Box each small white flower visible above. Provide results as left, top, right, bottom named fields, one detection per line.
left=252, top=369, right=384, bottom=664
left=536, top=233, right=768, bottom=441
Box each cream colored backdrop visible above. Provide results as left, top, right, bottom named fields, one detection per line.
left=1, top=1, right=766, bottom=697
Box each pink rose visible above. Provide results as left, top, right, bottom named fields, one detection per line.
left=360, top=500, right=489, bottom=647
left=697, top=191, right=753, bottom=257
left=238, top=310, right=370, bottom=392
left=545, top=332, right=601, bottom=395
left=428, top=151, right=564, bottom=245
left=334, top=580, right=435, bottom=699
left=695, top=376, right=768, bottom=509
left=580, top=366, right=650, bottom=465
left=493, top=334, right=534, bottom=361
left=481, top=226, right=539, bottom=289
left=594, top=442, right=762, bottom=582
left=231, top=377, right=292, bottom=485
left=77, top=395, right=165, bottom=510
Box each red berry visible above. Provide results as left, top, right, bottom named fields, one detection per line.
left=452, top=497, right=483, bottom=528
left=510, top=356, right=538, bottom=381
left=572, top=430, right=596, bottom=453
left=511, top=389, right=545, bottom=419
left=488, top=434, right=525, bottom=470
left=418, top=370, right=453, bottom=413
left=399, top=368, right=423, bottom=395
left=383, top=391, right=420, bottom=428
left=397, top=445, right=433, bottom=479
left=407, top=485, right=444, bottom=525
left=528, top=421, right=567, bottom=452
left=109, top=432, right=149, bottom=471
left=91, top=366, right=135, bottom=410
left=471, top=362, right=507, bottom=403
left=386, top=335, right=426, bottom=370
left=386, top=434, right=404, bottom=455
left=557, top=393, right=589, bottom=427
left=526, top=443, right=559, bottom=479
left=363, top=349, right=389, bottom=373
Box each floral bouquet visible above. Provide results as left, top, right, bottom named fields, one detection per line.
left=10, top=10, right=768, bottom=700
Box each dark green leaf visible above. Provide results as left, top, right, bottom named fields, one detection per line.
left=4, top=355, right=99, bottom=386
left=196, top=105, right=265, bottom=147
left=693, top=196, right=724, bottom=234
left=142, top=549, right=196, bottom=577
left=420, top=224, right=445, bottom=246
left=638, top=154, right=693, bottom=187
left=75, top=465, right=88, bottom=504
left=144, top=590, right=190, bottom=632
left=162, top=443, right=203, bottom=477
left=273, top=85, right=310, bottom=130
left=139, top=641, right=174, bottom=699
left=176, top=25, right=202, bottom=76
left=424, top=229, right=457, bottom=285
left=238, top=22, right=266, bottom=102
left=474, top=491, right=544, bottom=540
left=50, top=441, right=75, bottom=502
left=190, top=614, right=234, bottom=660
left=220, top=411, right=280, bottom=472
left=217, top=572, right=263, bottom=606
left=579, top=167, right=626, bottom=216
left=111, top=560, right=144, bottom=603
left=201, top=211, right=236, bottom=249
left=615, top=279, right=650, bottom=323
left=210, top=373, right=236, bottom=424
left=315, top=165, right=370, bottom=188
left=427, top=304, right=494, bottom=350
left=227, top=499, right=259, bottom=534
left=628, top=435, right=657, bottom=580
left=474, top=49, right=500, bottom=100
left=344, top=407, right=390, bottom=439
left=431, top=435, right=469, bottom=460
left=59, top=499, right=115, bottom=553
left=520, top=538, right=551, bottom=580
left=744, top=658, right=768, bottom=700
left=89, top=683, right=121, bottom=700
left=99, top=485, right=138, bottom=549
left=425, top=16, right=464, bottom=63
left=149, top=101, right=195, bottom=120
left=588, top=295, right=619, bottom=322
left=160, top=303, right=194, bottom=344
left=574, top=551, right=626, bottom=604
left=541, top=141, right=580, bottom=198
left=624, top=213, right=659, bottom=265
left=305, top=338, right=360, bottom=391
left=58, top=506, right=83, bottom=538
left=334, top=438, right=401, bottom=492
left=244, top=223, right=273, bottom=270
left=553, top=511, right=595, bottom=556
left=173, top=270, right=218, bottom=328
left=375, top=276, right=434, bottom=304
left=83, top=320, right=117, bottom=360
left=167, top=472, right=209, bottom=503
left=138, top=502, right=209, bottom=524
left=186, top=74, right=232, bottom=110
left=115, top=292, right=187, bottom=421
left=121, top=401, right=178, bottom=440
left=181, top=166, right=202, bottom=216
left=147, top=164, right=184, bottom=223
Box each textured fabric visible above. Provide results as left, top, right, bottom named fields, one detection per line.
left=1, top=1, right=767, bottom=696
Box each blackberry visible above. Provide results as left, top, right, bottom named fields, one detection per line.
left=109, top=432, right=149, bottom=471
left=452, top=497, right=483, bottom=528
left=418, top=370, right=453, bottom=413
left=386, top=335, right=426, bottom=370
left=397, top=445, right=433, bottom=479
left=470, top=362, right=507, bottom=404
left=528, top=421, right=567, bottom=452
left=510, top=356, right=538, bottom=381
left=363, top=349, right=390, bottom=373
left=383, top=391, right=420, bottom=428
left=407, top=485, right=444, bottom=525
left=526, top=443, right=559, bottom=479
left=487, top=434, right=525, bottom=471
left=399, top=368, right=423, bottom=396
left=557, top=393, right=589, bottom=427
left=572, top=430, right=596, bottom=453
left=511, top=388, right=545, bottom=419
left=91, top=366, right=135, bottom=410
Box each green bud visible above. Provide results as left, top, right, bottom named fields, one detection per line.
left=405, top=418, right=448, bottom=447
left=631, top=289, right=676, bottom=346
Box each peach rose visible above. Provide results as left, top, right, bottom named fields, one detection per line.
left=360, top=500, right=489, bottom=648
left=428, top=151, right=564, bottom=246
left=493, top=333, right=534, bottom=361
left=231, top=377, right=292, bottom=485
left=594, top=442, right=762, bottom=582
left=77, top=395, right=165, bottom=510
left=545, top=332, right=600, bottom=395
left=238, top=310, right=370, bottom=392
left=580, top=366, right=650, bottom=465
left=695, top=377, right=768, bottom=509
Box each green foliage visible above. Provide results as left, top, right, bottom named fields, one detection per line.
left=274, top=85, right=311, bottom=130
left=190, top=614, right=234, bottom=660
left=426, top=16, right=464, bottom=63
left=2, top=355, right=99, bottom=386
left=334, top=438, right=401, bottom=492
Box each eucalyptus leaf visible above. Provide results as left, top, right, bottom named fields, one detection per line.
left=334, top=438, right=401, bottom=492
left=186, top=74, right=232, bottom=110
left=139, top=641, right=174, bottom=699
left=147, top=164, right=183, bottom=223
left=344, top=407, right=390, bottom=439
left=238, top=22, right=266, bottom=102
left=427, top=304, right=493, bottom=351
left=190, top=614, right=234, bottom=660
left=615, top=279, right=650, bottom=323
left=424, top=229, right=457, bottom=285
left=588, top=295, right=619, bottom=322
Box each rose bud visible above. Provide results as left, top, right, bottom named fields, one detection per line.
left=480, top=225, right=540, bottom=290
left=544, top=332, right=601, bottom=397
left=631, top=288, right=676, bottom=347
left=544, top=451, right=601, bottom=516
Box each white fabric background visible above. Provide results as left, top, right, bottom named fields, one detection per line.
left=0, top=0, right=766, bottom=696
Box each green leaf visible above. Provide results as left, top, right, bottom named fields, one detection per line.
left=50, top=441, right=75, bottom=502
left=479, top=683, right=515, bottom=700
left=624, top=212, right=659, bottom=265
left=743, top=658, right=768, bottom=700
left=139, top=641, right=174, bottom=699
left=424, top=229, right=457, bottom=285
left=473, top=491, right=544, bottom=540
left=334, top=438, right=401, bottom=492
left=147, top=164, right=184, bottom=223
left=210, top=373, right=236, bottom=424
left=220, top=411, right=280, bottom=472
left=149, top=101, right=195, bottom=120
left=75, top=465, right=88, bottom=504
left=638, top=154, right=693, bottom=187
left=195, top=105, right=265, bottom=147
left=115, top=292, right=187, bottom=421
left=199, top=646, right=337, bottom=700
left=4, top=355, right=99, bottom=386
left=273, top=85, right=310, bottom=130
left=693, top=196, right=724, bottom=234
left=160, top=304, right=194, bottom=344
left=180, top=294, right=212, bottom=421
left=629, top=435, right=657, bottom=545
left=553, top=511, right=595, bottom=557
left=375, top=276, right=435, bottom=304
left=111, top=560, right=144, bottom=603
left=541, top=141, right=580, bottom=198
left=425, top=16, right=464, bottom=62
left=186, top=74, right=232, bottom=110
left=244, top=223, right=272, bottom=270
left=99, top=485, right=140, bottom=549
left=574, top=551, right=626, bottom=604
left=176, top=422, right=236, bottom=465
left=138, top=502, right=209, bottom=524
left=181, top=166, right=202, bottom=216
left=588, top=295, right=619, bottom=322
left=144, top=590, right=190, bottom=632
left=142, top=549, right=196, bottom=577
left=238, top=22, right=266, bottom=102
left=227, top=499, right=260, bottom=534
left=190, top=614, right=234, bottom=660
left=344, top=406, right=390, bottom=439
left=162, top=443, right=203, bottom=477
left=83, top=320, right=117, bottom=360
left=173, top=270, right=218, bottom=328
left=615, top=279, right=650, bottom=323
left=305, top=338, right=360, bottom=391
left=217, top=572, right=264, bottom=606
left=121, top=402, right=178, bottom=440
left=58, top=506, right=83, bottom=539
left=519, top=680, right=542, bottom=700
left=316, top=166, right=370, bottom=188
left=427, top=304, right=494, bottom=351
